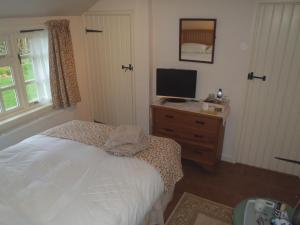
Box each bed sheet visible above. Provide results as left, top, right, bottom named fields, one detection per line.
left=0, top=135, right=164, bottom=225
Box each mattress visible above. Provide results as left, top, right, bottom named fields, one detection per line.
left=43, top=120, right=183, bottom=191
left=181, top=52, right=212, bottom=61
left=0, top=135, right=165, bottom=225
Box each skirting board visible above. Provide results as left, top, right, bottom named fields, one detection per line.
left=221, top=154, right=235, bottom=163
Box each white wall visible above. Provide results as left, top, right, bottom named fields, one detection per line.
left=89, top=0, right=151, bottom=133
left=0, top=16, right=92, bottom=150
left=0, top=0, right=284, bottom=163
left=88, top=0, right=260, bottom=162
left=151, top=0, right=257, bottom=162
left=0, top=109, right=76, bottom=150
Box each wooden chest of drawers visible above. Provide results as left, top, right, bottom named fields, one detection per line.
left=151, top=104, right=226, bottom=170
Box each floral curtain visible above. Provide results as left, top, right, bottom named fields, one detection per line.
left=45, top=19, right=81, bottom=109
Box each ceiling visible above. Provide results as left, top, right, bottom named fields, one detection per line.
left=0, top=0, right=98, bottom=18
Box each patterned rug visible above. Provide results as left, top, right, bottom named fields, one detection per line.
left=166, top=193, right=232, bottom=225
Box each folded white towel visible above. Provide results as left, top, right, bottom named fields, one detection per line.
left=103, top=125, right=149, bottom=157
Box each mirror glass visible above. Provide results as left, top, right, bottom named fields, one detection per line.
left=179, top=19, right=216, bottom=64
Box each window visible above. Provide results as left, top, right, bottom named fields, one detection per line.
left=0, top=31, right=51, bottom=119
left=0, top=40, right=8, bottom=56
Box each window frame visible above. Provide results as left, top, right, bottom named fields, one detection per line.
left=0, top=34, right=23, bottom=115
left=0, top=31, right=51, bottom=121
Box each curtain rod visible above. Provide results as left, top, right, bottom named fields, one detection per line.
left=20, top=29, right=45, bottom=33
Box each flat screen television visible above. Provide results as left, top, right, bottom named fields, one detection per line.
left=156, top=68, right=197, bottom=102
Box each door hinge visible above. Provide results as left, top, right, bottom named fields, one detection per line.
left=85, top=28, right=103, bottom=33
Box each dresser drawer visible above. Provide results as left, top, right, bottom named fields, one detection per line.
left=154, top=125, right=180, bottom=139
left=154, top=108, right=185, bottom=124
left=154, top=107, right=219, bottom=134
left=180, top=127, right=216, bottom=146
left=181, top=143, right=216, bottom=165
left=182, top=115, right=219, bottom=134
left=155, top=122, right=215, bottom=146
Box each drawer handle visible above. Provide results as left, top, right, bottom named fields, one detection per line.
left=163, top=128, right=174, bottom=132
left=165, top=114, right=174, bottom=119
left=193, top=150, right=203, bottom=155
left=195, top=120, right=205, bottom=125
left=194, top=134, right=204, bottom=139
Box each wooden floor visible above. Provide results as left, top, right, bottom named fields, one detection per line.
left=164, top=159, right=300, bottom=220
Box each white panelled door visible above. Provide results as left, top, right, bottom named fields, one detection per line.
left=237, top=2, right=300, bottom=176
left=85, top=13, right=135, bottom=125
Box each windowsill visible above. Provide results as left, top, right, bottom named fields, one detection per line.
left=0, top=104, right=53, bottom=135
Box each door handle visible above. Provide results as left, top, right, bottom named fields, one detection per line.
left=248, top=72, right=266, bottom=81
left=121, top=64, right=133, bottom=71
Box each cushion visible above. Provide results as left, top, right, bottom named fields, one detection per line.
left=103, top=125, right=149, bottom=157
left=181, top=43, right=208, bottom=53
left=206, top=45, right=213, bottom=54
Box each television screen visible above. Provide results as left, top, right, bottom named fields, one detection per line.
left=156, top=68, right=197, bottom=98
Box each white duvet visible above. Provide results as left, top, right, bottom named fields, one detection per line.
left=181, top=52, right=212, bottom=61
left=0, top=135, right=164, bottom=225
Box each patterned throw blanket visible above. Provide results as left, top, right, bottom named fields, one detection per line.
left=42, top=120, right=183, bottom=190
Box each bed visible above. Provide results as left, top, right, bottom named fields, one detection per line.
left=180, top=29, right=214, bottom=62
left=0, top=120, right=183, bottom=225
left=180, top=42, right=213, bottom=62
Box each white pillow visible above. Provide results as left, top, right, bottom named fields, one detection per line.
left=206, top=45, right=213, bottom=54
left=103, top=125, right=149, bottom=157
left=181, top=43, right=208, bottom=53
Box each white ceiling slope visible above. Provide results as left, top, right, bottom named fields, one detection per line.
left=0, top=0, right=99, bottom=18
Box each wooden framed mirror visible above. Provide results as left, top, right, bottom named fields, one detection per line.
left=179, top=18, right=216, bottom=64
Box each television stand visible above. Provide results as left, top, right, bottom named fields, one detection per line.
left=151, top=102, right=228, bottom=171
left=161, top=98, right=187, bottom=103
